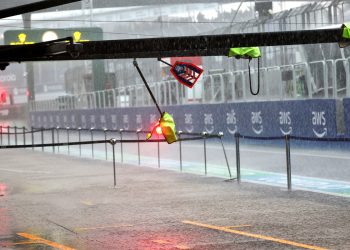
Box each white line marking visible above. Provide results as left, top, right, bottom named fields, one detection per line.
left=183, top=144, right=350, bottom=160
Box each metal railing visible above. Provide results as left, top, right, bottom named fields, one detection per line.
left=0, top=126, right=233, bottom=187
left=29, top=57, right=350, bottom=112
left=2, top=125, right=350, bottom=192
left=234, top=133, right=350, bottom=191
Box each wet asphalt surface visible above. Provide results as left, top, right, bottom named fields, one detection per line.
left=1, top=149, right=350, bottom=249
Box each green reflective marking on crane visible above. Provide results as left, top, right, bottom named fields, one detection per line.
left=228, top=47, right=261, bottom=59
left=342, top=24, right=350, bottom=39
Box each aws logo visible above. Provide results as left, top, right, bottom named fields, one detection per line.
left=111, top=115, right=117, bottom=129
left=279, top=111, right=292, bottom=135
left=81, top=115, right=87, bottom=128
left=226, top=109, right=237, bottom=135
left=71, top=115, right=76, bottom=128
left=56, top=115, right=60, bottom=126
left=43, top=116, right=48, bottom=127
left=251, top=111, right=263, bottom=135
left=184, top=113, right=194, bottom=133
left=136, top=114, right=143, bottom=130
left=49, top=116, right=54, bottom=127
left=100, top=115, right=106, bottom=128
left=63, top=115, right=68, bottom=127
left=312, top=111, right=327, bottom=137
left=90, top=115, right=96, bottom=128
left=204, top=113, right=214, bottom=133
left=123, top=114, right=129, bottom=130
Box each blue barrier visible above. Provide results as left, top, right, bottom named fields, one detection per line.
left=343, top=98, right=350, bottom=137
left=30, top=99, right=340, bottom=139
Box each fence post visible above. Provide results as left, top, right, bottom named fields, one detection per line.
left=285, top=135, right=292, bottom=191
left=235, top=133, right=241, bottom=183
left=78, top=127, right=81, bottom=157
left=219, top=132, right=232, bottom=179
left=41, top=127, right=44, bottom=152
left=157, top=133, right=160, bottom=168
left=104, top=128, right=108, bottom=160
left=31, top=127, right=34, bottom=150
left=56, top=127, right=60, bottom=153
left=110, top=138, right=117, bottom=188
left=23, top=127, right=26, bottom=146
left=119, top=129, right=124, bottom=164
left=178, top=131, right=183, bottom=172
left=14, top=126, right=18, bottom=146
left=90, top=127, right=94, bottom=158
left=51, top=128, right=55, bottom=153
left=66, top=127, right=70, bottom=155
left=136, top=129, right=141, bottom=165
left=0, top=125, right=2, bottom=145
left=7, top=125, right=10, bottom=145
left=202, top=131, right=207, bottom=175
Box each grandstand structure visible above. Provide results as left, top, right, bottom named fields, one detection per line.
left=14, top=0, right=350, bottom=139
left=0, top=1, right=349, bottom=109
left=0, top=2, right=227, bottom=103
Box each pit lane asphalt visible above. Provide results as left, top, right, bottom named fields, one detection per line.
left=0, top=149, right=350, bottom=250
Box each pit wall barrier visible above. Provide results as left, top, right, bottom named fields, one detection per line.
left=343, top=98, right=350, bottom=136
left=30, top=99, right=345, bottom=139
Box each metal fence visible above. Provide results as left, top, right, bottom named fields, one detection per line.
left=30, top=57, right=350, bottom=112
left=0, top=126, right=232, bottom=187
left=2, top=125, right=350, bottom=192
left=0, top=125, right=292, bottom=190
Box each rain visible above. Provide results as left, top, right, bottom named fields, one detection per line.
left=1, top=1, right=350, bottom=249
